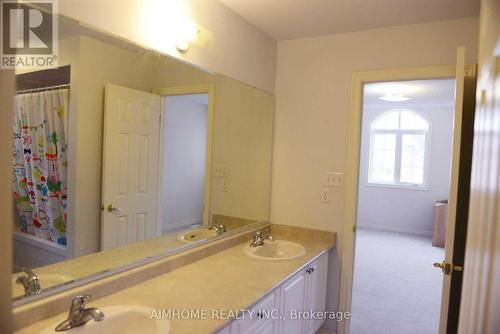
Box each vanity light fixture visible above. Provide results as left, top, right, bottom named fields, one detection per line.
left=379, top=93, right=411, bottom=102
left=176, top=27, right=200, bottom=53
left=176, top=40, right=191, bottom=52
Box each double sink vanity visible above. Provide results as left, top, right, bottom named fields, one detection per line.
left=15, top=224, right=335, bottom=334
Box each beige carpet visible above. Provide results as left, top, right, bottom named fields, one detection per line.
left=350, top=228, right=444, bottom=334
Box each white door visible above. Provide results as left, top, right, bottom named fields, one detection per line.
left=280, top=271, right=306, bottom=334
left=101, top=83, right=161, bottom=250
left=436, top=47, right=468, bottom=333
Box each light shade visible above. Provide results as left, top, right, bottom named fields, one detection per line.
left=379, top=93, right=411, bottom=102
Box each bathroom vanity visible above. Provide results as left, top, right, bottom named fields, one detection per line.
left=14, top=225, right=335, bottom=333
left=219, top=252, right=329, bottom=334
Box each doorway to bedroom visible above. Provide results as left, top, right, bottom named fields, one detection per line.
left=350, top=79, right=455, bottom=334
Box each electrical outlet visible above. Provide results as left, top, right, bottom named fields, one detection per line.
left=320, top=188, right=331, bottom=203
left=221, top=179, right=229, bottom=192
left=213, top=165, right=229, bottom=178
left=325, top=171, right=344, bottom=187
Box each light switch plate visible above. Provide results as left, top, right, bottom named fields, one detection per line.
left=221, top=179, right=229, bottom=192
left=325, top=171, right=344, bottom=187
left=213, top=165, right=229, bottom=178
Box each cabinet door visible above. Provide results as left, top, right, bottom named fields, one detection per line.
left=305, top=253, right=329, bottom=334
left=280, top=270, right=307, bottom=334
left=231, top=290, right=277, bottom=334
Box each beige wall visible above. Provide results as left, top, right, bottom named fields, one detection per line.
left=209, top=75, right=274, bottom=221
left=59, top=0, right=277, bottom=94
left=271, top=17, right=479, bottom=331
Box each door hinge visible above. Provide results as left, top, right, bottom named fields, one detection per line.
left=433, top=261, right=463, bottom=275
left=353, top=224, right=357, bottom=233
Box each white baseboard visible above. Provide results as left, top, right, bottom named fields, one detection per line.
left=357, top=222, right=433, bottom=237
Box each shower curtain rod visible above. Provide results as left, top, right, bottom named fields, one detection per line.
left=16, top=83, right=70, bottom=94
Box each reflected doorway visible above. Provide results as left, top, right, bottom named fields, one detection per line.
left=161, top=94, right=209, bottom=234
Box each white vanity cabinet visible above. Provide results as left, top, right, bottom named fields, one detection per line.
left=220, top=252, right=329, bottom=334
left=280, top=267, right=307, bottom=334
left=304, top=252, right=329, bottom=334
left=230, top=290, right=279, bottom=334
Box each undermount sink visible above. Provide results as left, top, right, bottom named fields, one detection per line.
left=244, top=240, right=306, bottom=260
left=12, top=273, right=74, bottom=298
left=177, top=227, right=217, bottom=243
left=40, top=305, right=169, bottom=334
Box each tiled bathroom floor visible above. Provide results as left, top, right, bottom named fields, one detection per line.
left=350, top=228, right=445, bottom=334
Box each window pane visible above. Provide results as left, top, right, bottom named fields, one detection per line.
left=400, top=110, right=429, bottom=130
left=372, top=111, right=399, bottom=130
left=400, top=134, right=426, bottom=184
left=369, top=133, right=396, bottom=183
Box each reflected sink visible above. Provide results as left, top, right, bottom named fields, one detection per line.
left=41, top=305, right=169, bottom=334
left=177, top=227, right=217, bottom=243
left=12, top=273, right=74, bottom=298
left=244, top=240, right=306, bottom=260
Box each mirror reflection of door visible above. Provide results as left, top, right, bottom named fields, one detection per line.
left=161, top=94, right=209, bottom=234
left=101, top=84, right=162, bottom=251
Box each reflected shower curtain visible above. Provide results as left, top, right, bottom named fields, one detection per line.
left=12, top=89, right=69, bottom=246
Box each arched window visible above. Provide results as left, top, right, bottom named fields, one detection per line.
left=368, top=109, right=430, bottom=187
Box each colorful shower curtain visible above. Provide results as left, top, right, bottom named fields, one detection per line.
left=12, top=89, right=69, bottom=246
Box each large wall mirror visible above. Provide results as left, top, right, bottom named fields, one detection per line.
left=11, top=13, right=274, bottom=304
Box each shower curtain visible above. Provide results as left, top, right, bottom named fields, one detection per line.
left=12, top=88, right=69, bottom=246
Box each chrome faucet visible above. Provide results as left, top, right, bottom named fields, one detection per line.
left=55, top=295, right=105, bottom=331
left=250, top=230, right=274, bottom=247
left=15, top=267, right=41, bottom=296
left=208, top=224, right=227, bottom=235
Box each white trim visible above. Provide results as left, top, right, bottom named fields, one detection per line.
left=364, top=182, right=430, bottom=191
left=357, top=223, right=433, bottom=237
left=339, top=64, right=463, bottom=334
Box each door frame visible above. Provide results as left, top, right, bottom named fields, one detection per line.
left=153, top=84, right=215, bottom=233
left=338, top=64, right=474, bottom=334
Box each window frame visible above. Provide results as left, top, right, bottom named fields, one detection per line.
left=367, top=109, right=431, bottom=190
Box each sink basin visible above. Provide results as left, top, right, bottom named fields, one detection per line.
left=41, top=305, right=169, bottom=334
left=12, top=273, right=74, bottom=298
left=244, top=240, right=306, bottom=260
left=177, top=227, right=217, bottom=243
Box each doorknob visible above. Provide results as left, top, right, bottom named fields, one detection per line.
left=104, top=204, right=123, bottom=213
left=433, top=261, right=463, bottom=275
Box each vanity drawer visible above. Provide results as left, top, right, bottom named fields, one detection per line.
left=230, top=289, right=278, bottom=334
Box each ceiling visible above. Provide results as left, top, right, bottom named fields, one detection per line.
left=219, top=0, right=480, bottom=41
left=363, top=79, right=456, bottom=109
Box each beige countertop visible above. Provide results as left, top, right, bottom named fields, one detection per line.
left=14, top=215, right=257, bottom=297
left=16, top=226, right=335, bottom=334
